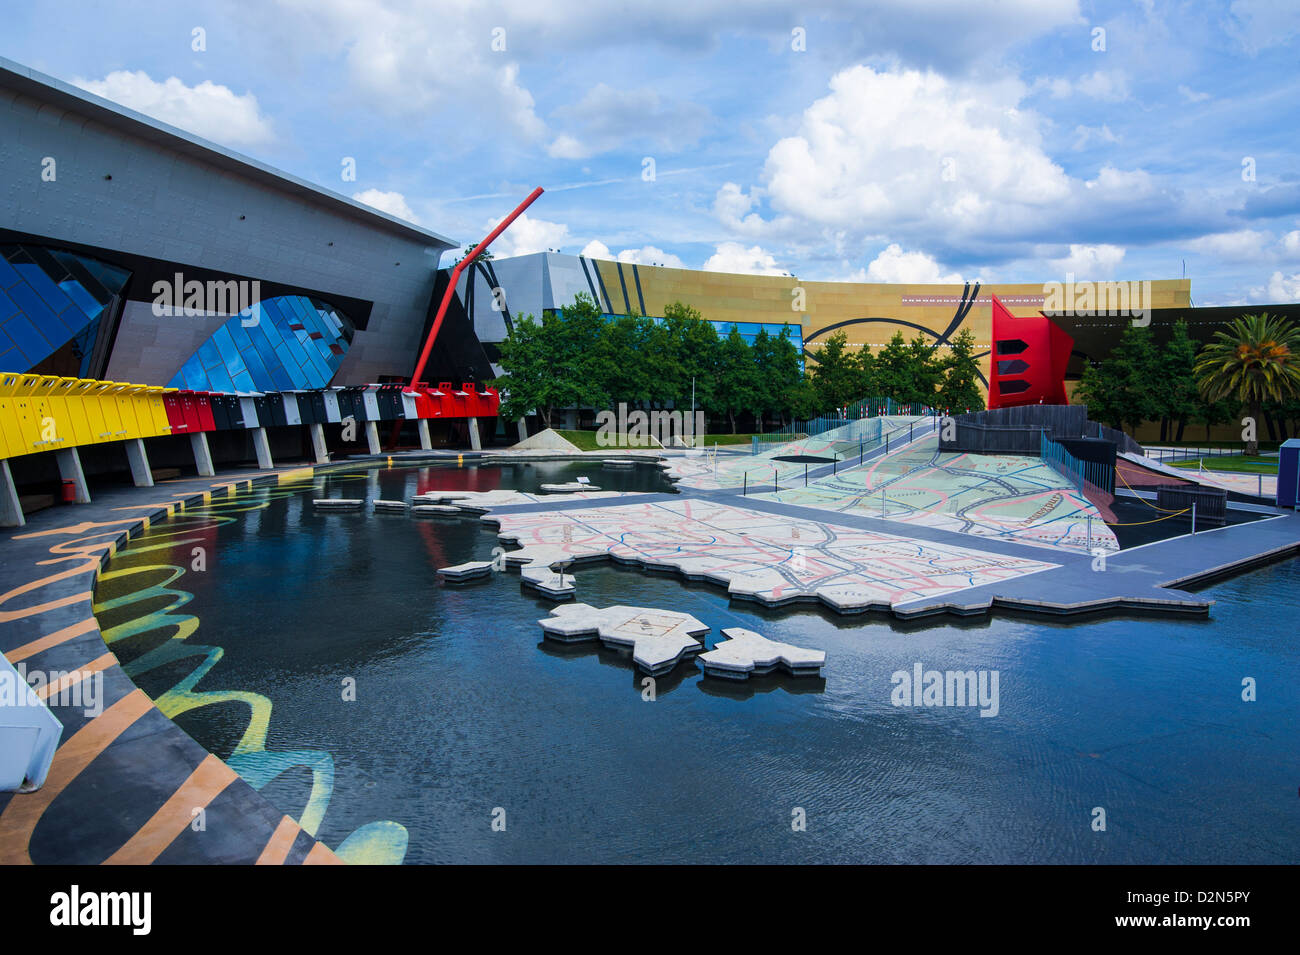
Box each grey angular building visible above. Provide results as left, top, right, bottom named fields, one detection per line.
left=0, top=55, right=496, bottom=391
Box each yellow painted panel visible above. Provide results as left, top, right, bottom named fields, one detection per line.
left=50, top=378, right=94, bottom=445
left=91, top=382, right=123, bottom=440
left=76, top=381, right=109, bottom=442
left=141, top=386, right=172, bottom=435
left=112, top=386, right=143, bottom=440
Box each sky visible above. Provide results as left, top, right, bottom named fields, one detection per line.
left=4, top=0, right=1300, bottom=305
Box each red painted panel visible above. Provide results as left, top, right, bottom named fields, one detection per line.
left=195, top=393, right=216, bottom=431
left=987, top=294, right=1074, bottom=409
left=179, top=392, right=203, bottom=433
left=163, top=393, right=188, bottom=433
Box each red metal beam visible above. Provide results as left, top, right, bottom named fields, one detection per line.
left=408, top=186, right=544, bottom=387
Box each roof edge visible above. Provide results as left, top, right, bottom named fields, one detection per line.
left=0, top=55, right=457, bottom=250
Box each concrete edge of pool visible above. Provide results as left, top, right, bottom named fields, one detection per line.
left=1, top=449, right=1297, bottom=864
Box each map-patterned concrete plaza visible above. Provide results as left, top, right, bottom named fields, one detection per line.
left=754, top=435, right=1120, bottom=554
left=489, top=497, right=1057, bottom=612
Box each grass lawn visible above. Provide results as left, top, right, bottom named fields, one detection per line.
left=555, top=430, right=767, bottom=451
left=1168, top=454, right=1278, bottom=474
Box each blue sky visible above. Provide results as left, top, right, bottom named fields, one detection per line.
left=5, top=0, right=1299, bottom=305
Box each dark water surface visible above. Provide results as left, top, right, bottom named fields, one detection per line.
left=95, top=461, right=1299, bottom=863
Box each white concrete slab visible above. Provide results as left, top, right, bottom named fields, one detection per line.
left=438, top=560, right=494, bottom=581
left=539, top=603, right=708, bottom=675
left=373, top=499, right=409, bottom=512
left=520, top=565, right=575, bottom=599
left=698, top=627, right=825, bottom=680
left=411, top=504, right=463, bottom=516
left=313, top=498, right=364, bottom=509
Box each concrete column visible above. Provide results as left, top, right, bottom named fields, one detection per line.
left=516, top=417, right=528, bottom=443
left=1, top=459, right=25, bottom=528
left=124, top=438, right=154, bottom=488
left=365, top=420, right=381, bottom=455
left=55, top=448, right=90, bottom=503
left=190, top=432, right=215, bottom=477
left=251, top=427, right=274, bottom=470
left=309, top=423, right=329, bottom=464
left=467, top=417, right=482, bottom=451
left=418, top=419, right=432, bottom=451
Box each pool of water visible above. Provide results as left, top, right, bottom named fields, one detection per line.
left=94, top=462, right=1299, bottom=864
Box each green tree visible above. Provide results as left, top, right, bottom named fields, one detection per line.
left=767, top=325, right=806, bottom=429
left=716, top=326, right=757, bottom=433
left=786, top=375, right=822, bottom=422
left=872, top=331, right=912, bottom=404
left=901, top=332, right=943, bottom=406
left=1194, top=313, right=1300, bottom=454
left=496, top=293, right=606, bottom=429
left=668, top=303, right=723, bottom=415
left=935, top=328, right=985, bottom=413
left=1073, top=325, right=1159, bottom=433
left=810, top=331, right=861, bottom=412
left=1153, top=321, right=1199, bottom=442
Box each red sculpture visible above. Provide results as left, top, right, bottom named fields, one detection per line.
left=986, top=294, right=1073, bottom=409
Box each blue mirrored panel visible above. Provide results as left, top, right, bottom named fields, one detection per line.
left=168, top=294, right=355, bottom=393
left=0, top=244, right=130, bottom=374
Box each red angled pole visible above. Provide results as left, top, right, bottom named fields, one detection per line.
left=409, top=186, right=544, bottom=387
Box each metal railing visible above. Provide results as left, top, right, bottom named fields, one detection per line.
left=1147, top=444, right=1247, bottom=464
left=1041, top=431, right=1114, bottom=494
left=753, top=400, right=940, bottom=454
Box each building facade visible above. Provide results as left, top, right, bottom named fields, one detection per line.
left=448, top=250, right=1194, bottom=396
left=0, top=56, right=470, bottom=391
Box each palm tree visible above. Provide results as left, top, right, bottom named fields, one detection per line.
left=1194, top=313, right=1300, bottom=454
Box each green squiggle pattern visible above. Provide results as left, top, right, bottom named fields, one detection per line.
left=93, top=478, right=408, bottom=864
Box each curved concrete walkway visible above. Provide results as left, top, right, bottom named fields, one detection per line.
left=0, top=466, right=342, bottom=865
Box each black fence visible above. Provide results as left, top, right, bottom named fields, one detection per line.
left=939, top=404, right=1141, bottom=456
left=1155, top=484, right=1228, bottom=527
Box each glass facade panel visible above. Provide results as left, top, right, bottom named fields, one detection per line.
left=0, top=244, right=131, bottom=374
left=168, top=294, right=354, bottom=393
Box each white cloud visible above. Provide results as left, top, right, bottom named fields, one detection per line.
left=279, top=0, right=546, bottom=138
left=1041, top=70, right=1130, bottom=102
left=547, top=84, right=712, bottom=159
left=1178, top=84, right=1211, bottom=103
left=489, top=214, right=570, bottom=257
left=1048, top=244, right=1126, bottom=279
left=352, top=189, right=419, bottom=223
left=863, top=244, right=963, bottom=284
left=718, top=65, right=1073, bottom=247
left=581, top=240, right=685, bottom=268
left=1281, top=230, right=1300, bottom=257
left=713, top=182, right=769, bottom=237
left=74, top=71, right=274, bottom=146
left=702, top=242, right=787, bottom=276
left=1228, top=0, right=1300, bottom=53
left=1071, top=124, right=1118, bottom=150
left=1250, top=271, right=1300, bottom=302
left=1084, top=165, right=1156, bottom=200
left=547, top=135, right=587, bottom=160
left=271, top=0, right=1082, bottom=137
left=1074, top=70, right=1130, bottom=102
left=1187, top=230, right=1271, bottom=262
